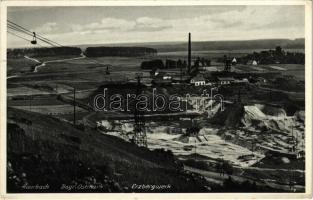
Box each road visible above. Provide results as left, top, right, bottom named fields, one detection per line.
left=185, top=165, right=305, bottom=192
left=7, top=53, right=87, bottom=80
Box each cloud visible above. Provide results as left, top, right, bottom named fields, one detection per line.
left=70, top=17, right=172, bottom=33
left=205, top=6, right=304, bottom=31
left=71, top=18, right=135, bottom=33
left=8, top=6, right=304, bottom=47
left=55, top=6, right=304, bottom=39
left=34, top=22, right=58, bottom=33
left=133, top=17, right=172, bottom=32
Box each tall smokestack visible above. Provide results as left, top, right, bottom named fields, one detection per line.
left=188, top=33, right=191, bottom=73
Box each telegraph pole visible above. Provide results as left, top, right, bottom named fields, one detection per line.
left=188, top=33, right=191, bottom=74
left=288, top=117, right=295, bottom=192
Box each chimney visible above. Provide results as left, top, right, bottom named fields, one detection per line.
left=188, top=33, right=191, bottom=73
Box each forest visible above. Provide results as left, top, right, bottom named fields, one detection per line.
left=85, top=47, right=157, bottom=57
left=7, top=47, right=82, bottom=58
left=236, top=46, right=305, bottom=65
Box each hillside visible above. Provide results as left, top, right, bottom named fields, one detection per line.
left=77, top=38, right=304, bottom=52
left=7, top=107, right=210, bottom=192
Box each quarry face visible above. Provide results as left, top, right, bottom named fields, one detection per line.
left=96, top=100, right=304, bottom=169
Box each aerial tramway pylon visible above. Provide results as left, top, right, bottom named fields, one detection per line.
left=132, top=73, right=147, bottom=147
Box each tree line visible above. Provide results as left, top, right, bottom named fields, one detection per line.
left=7, top=47, right=82, bottom=58
left=236, top=46, right=304, bottom=65
left=7, top=46, right=158, bottom=58
left=85, top=47, right=157, bottom=57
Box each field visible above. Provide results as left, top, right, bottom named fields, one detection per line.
left=6, top=46, right=305, bottom=192
left=7, top=58, right=38, bottom=76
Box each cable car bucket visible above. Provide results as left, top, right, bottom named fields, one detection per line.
left=31, top=32, right=37, bottom=45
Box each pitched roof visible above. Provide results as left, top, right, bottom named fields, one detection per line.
left=217, top=77, right=235, bottom=81
left=191, top=74, right=205, bottom=82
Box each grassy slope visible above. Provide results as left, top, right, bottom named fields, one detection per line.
left=7, top=107, right=210, bottom=192
left=7, top=58, right=38, bottom=76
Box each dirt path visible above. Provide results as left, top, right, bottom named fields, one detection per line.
left=7, top=75, right=19, bottom=80
left=258, top=86, right=304, bottom=96
left=7, top=53, right=87, bottom=80
left=185, top=165, right=305, bottom=192
left=28, top=53, right=86, bottom=73
left=24, top=56, right=41, bottom=64
left=184, top=165, right=246, bottom=184
left=242, top=166, right=304, bottom=173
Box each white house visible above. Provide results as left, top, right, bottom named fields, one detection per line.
left=190, top=74, right=206, bottom=86
left=217, top=77, right=235, bottom=85
left=234, top=78, right=249, bottom=84
left=154, top=71, right=172, bottom=80
left=163, top=74, right=172, bottom=80
left=247, top=60, right=258, bottom=66
left=232, top=57, right=237, bottom=65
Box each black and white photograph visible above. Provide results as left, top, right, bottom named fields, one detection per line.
left=1, top=0, right=312, bottom=198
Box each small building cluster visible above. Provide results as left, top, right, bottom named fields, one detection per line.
left=146, top=33, right=274, bottom=88
left=189, top=75, right=250, bottom=87
left=150, top=66, right=270, bottom=88
left=190, top=74, right=206, bottom=86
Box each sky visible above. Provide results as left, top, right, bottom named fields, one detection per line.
left=7, top=6, right=305, bottom=48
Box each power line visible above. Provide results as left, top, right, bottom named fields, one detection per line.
left=8, top=30, right=44, bottom=47
left=8, top=25, right=59, bottom=47
left=8, top=20, right=63, bottom=47
left=8, top=24, right=33, bottom=36
left=7, top=30, right=31, bottom=42
left=8, top=20, right=108, bottom=66
left=8, top=22, right=60, bottom=47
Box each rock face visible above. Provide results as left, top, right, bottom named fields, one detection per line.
left=241, top=104, right=298, bottom=133
left=257, top=104, right=287, bottom=117
left=98, top=120, right=113, bottom=130
left=209, top=103, right=304, bottom=156
left=210, top=104, right=244, bottom=128
left=212, top=103, right=302, bottom=133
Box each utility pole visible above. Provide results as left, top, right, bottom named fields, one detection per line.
left=188, top=33, right=191, bottom=74
left=288, top=118, right=295, bottom=192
